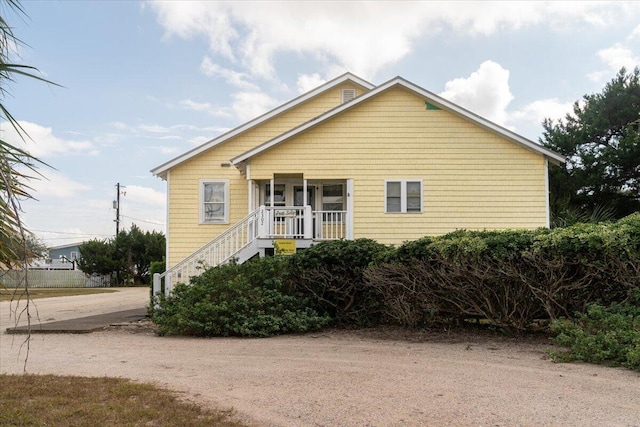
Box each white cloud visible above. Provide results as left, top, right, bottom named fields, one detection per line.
left=630, top=24, right=640, bottom=40
left=151, top=146, right=181, bottom=155
left=111, top=121, right=129, bottom=131
left=123, top=185, right=165, bottom=207
left=200, top=57, right=259, bottom=90
left=149, top=1, right=636, bottom=81
left=29, top=169, right=91, bottom=199
left=177, top=99, right=202, bottom=111
left=116, top=185, right=167, bottom=234
left=230, top=91, right=279, bottom=122
left=297, top=73, right=327, bottom=94
left=440, top=60, right=514, bottom=125
left=588, top=41, right=640, bottom=83
left=188, top=136, right=212, bottom=146
left=587, top=70, right=609, bottom=82
left=181, top=92, right=278, bottom=122
left=1, top=121, right=94, bottom=158
left=179, top=98, right=228, bottom=117
left=138, top=124, right=170, bottom=133
left=597, top=43, right=640, bottom=72
left=509, top=98, right=574, bottom=125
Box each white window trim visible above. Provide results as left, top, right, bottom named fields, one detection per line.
left=384, top=179, right=423, bottom=213
left=199, top=179, right=230, bottom=224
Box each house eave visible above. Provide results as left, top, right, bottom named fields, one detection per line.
left=150, top=72, right=375, bottom=179
left=231, top=76, right=566, bottom=166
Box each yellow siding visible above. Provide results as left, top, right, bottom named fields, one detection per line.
left=167, top=83, right=365, bottom=267
left=249, top=86, right=548, bottom=245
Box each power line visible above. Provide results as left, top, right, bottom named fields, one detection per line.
left=42, top=236, right=110, bottom=241
left=29, top=229, right=110, bottom=237
left=120, top=215, right=165, bottom=226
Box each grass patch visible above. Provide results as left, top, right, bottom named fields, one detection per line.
left=0, top=374, right=246, bottom=427
left=0, top=288, right=119, bottom=303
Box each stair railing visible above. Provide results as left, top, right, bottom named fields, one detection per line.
left=153, top=207, right=263, bottom=296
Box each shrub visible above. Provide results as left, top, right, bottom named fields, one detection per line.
left=288, top=239, right=389, bottom=325
left=550, top=299, right=640, bottom=370
left=525, top=217, right=640, bottom=319
left=365, top=229, right=543, bottom=330
left=152, top=256, right=330, bottom=337
left=366, top=215, right=640, bottom=331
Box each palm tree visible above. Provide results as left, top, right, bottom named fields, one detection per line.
left=0, top=0, right=57, bottom=268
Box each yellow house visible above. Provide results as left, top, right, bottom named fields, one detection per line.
left=151, top=73, right=564, bottom=294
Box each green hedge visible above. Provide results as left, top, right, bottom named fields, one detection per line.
left=287, top=238, right=389, bottom=326
left=550, top=298, right=640, bottom=370
left=366, top=213, right=640, bottom=330
left=153, top=214, right=640, bottom=338
left=152, top=256, right=329, bottom=337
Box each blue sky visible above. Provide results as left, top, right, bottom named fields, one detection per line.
left=4, top=1, right=640, bottom=246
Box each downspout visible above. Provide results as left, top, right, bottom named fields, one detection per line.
left=165, top=170, right=171, bottom=267
left=545, top=158, right=550, bottom=228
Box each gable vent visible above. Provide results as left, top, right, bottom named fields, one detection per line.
left=341, top=88, right=356, bottom=103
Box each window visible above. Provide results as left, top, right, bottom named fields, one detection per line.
left=265, top=183, right=286, bottom=206
left=385, top=180, right=422, bottom=213
left=200, top=179, right=229, bottom=223
left=322, top=184, right=344, bottom=211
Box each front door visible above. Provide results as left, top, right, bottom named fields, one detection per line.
left=293, top=185, right=315, bottom=209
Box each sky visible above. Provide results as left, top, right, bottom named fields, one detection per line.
left=3, top=1, right=640, bottom=247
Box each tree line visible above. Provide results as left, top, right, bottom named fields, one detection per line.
left=78, top=225, right=165, bottom=285
left=542, top=67, right=640, bottom=225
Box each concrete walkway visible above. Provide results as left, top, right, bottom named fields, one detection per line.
left=5, top=307, right=147, bottom=334
left=1, top=287, right=150, bottom=335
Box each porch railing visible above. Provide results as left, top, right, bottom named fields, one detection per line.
left=263, top=206, right=312, bottom=239
left=153, top=205, right=347, bottom=297
left=314, top=210, right=347, bottom=240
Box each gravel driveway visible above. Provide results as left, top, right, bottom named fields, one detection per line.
left=1, top=288, right=639, bottom=426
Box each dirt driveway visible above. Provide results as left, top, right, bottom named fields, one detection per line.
left=1, top=288, right=639, bottom=426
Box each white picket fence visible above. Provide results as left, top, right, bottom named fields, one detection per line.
left=0, top=270, right=111, bottom=288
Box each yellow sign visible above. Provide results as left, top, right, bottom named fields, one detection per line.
left=274, top=239, right=296, bottom=256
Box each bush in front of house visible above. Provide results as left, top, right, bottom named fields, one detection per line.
left=364, top=229, right=544, bottom=330
left=364, top=213, right=640, bottom=331
left=549, top=294, right=640, bottom=370
left=524, top=214, right=640, bottom=320
left=153, top=213, right=640, bottom=344
left=152, top=256, right=330, bottom=337
left=287, top=238, right=390, bottom=326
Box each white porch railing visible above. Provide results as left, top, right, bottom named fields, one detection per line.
left=153, top=205, right=348, bottom=297
left=314, top=210, right=347, bottom=240
left=263, top=206, right=313, bottom=239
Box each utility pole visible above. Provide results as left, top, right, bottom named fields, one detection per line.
left=113, top=182, right=121, bottom=236
left=113, top=183, right=125, bottom=286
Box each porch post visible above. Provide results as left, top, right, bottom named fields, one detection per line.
left=248, top=180, right=254, bottom=212
left=303, top=179, right=307, bottom=206
left=303, top=205, right=312, bottom=239
left=152, top=273, right=161, bottom=297
left=346, top=179, right=354, bottom=240
left=270, top=178, right=275, bottom=208
left=258, top=205, right=269, bottom=237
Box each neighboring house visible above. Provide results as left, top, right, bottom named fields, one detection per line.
left=34, top=242, right=82, bottom=270
left=151, top=73, right=565, bottom=294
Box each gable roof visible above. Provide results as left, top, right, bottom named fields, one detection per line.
left=151, top=73, right=375, bottom=179
left=231, top=76, right=566, bottom=166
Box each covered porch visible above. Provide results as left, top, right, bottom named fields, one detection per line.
left=153, top=175, right=353, bottom=295
left=247, top=174, right=353, bottom=242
